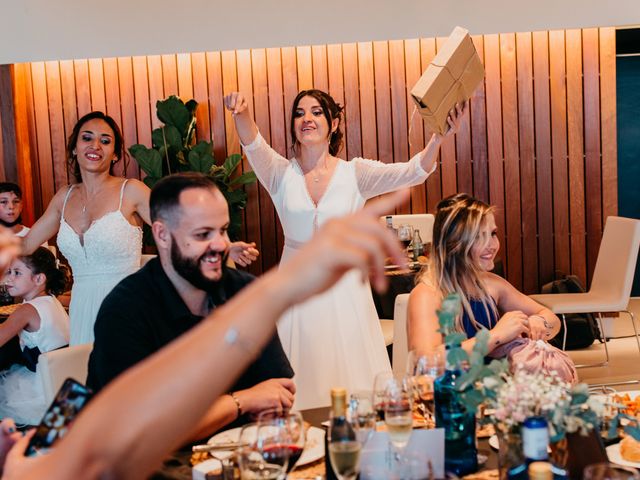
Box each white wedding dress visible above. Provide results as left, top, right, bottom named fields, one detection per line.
left=243, top=133, right=435, bottom=409
left=57, top=180, right=142, bottom=345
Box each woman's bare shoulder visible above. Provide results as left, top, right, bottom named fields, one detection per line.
left=410, top=279, right=442, bottom=302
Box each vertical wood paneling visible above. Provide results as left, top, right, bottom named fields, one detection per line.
left=566, top=29, right=587, bottom=285
left=549, top=30, right=570, bottom=277
left=0, top=27, right=617, bottom=284
left=600, top=28, right=618, bottom=221
left=582, top=28, right=603, bottom=282
left=516, top=32, right=538, bottom=294
left=532, top=31, right=554, bottom=286
left=500, top=33, right=522, bottom=290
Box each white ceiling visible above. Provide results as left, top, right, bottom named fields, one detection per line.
left=1, top=0, right=639, bottom=64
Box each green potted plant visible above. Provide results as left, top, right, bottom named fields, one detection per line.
left=129, top=95, right=256, bottom=241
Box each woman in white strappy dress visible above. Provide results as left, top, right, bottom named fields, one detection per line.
left=224, top=90, right=465, bottom=409
left=22, top=112, right=149, bottom=345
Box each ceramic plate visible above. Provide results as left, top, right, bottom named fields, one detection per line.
left=207, top=425, right=325, bottom=466
left=606, top=443, right=640, bottom=469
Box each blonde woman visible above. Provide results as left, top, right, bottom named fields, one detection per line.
left=408, top=193, right=561, bottom=356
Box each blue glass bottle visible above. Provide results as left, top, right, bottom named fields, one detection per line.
left=434, top=346, right=478, bottom=476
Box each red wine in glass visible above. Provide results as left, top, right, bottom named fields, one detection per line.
left=262, top=444, right=304, bottom=473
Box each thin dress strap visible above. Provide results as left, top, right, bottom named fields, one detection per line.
left=60, top=185, right=76, bottom=221
left=118, top=179, right=129, bottom=211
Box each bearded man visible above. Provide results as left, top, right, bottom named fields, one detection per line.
left=87, top=173, right=294, bottom=441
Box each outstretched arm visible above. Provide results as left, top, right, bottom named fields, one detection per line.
left=21, top=189, right=68, bottom=255
left=224, top=92, right=259, bottom=146
left=3, top=190, right=409, bottom=480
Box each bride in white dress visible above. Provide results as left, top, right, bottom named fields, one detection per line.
left=225, top=90, right=464, bottom=408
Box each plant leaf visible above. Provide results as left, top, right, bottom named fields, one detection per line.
left=229, top=171, right=257, bottom=186
left=188, top=150, right=215, bottom=174
left=223, top=154, right=243, bottom=178
left=156, top=96, right=191, bottom=136
left=129, top=145, right=163, bottom=178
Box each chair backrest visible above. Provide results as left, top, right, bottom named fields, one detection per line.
left=589, top=216, right=640, bottom=310
left=140, top=254, right=157, bottom=267
left=392, top=294, right=410, bottom=377
left=37, top=344, right=93, bottom=405
left=381, top=214, right=435, bottom=244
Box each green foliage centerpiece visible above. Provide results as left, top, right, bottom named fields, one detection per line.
left=129, top=96, right=256, bottom=241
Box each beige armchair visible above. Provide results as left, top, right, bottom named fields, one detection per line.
left=530, top=216, right=640, bottom=368
left=392, top=294, right=410, bottom=377
left=37, top=344, right=93, bottom=405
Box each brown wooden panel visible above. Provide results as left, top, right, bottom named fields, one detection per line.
left=311, top=45, right=328, bottom=92
left=483, top=34, right=506, bottom=263
left=251, top=48, right=278, bottom=271
left=191, top=53, right=211, bottom=143
left=0, top=66, right=13, bottom=182
left=343, top=43, right=361, bottom=161
left=116, top=57, right=140, bottom=179
left=435, top=37, right=457, bottom=200
left=131, top=56, right=153, bottom=153
left=516, top=32, right=538, bottom=294
left=103, top=57, right=123, bottom=177
left=147, top=55, right=164, bottom=130
left=500, top=33, right=522, bottom=290
left=221, top=50, right=240, bottom=157
left=265, top=47, right=286, bottom=253
left=358, top=42, right=378, bottom=160
left=582, top=28, right=602, bottom=284
left=549, top=30, right=570, bottom=277
left=419, top=38, right=441, bottom=213
left=296, top=46, right=313, bottom=91
left=389, top=40, right=410, bottom=214
left=59, top=60, right=77, bottom=152
left=327, top=44, right=346, bottom=160
left=566, top=29, right=587, bottom=285
left=161, top=54, right=178, bottom=97
left=88, top=58, right=106, bottom=113
left=403, top=38, right=426, bottom=214
left=281, top=47, right=298, bottom=156
left=73, top=59, right=91, bottom=117
left=205, top=52, right=226, bottom=161
left=532, top=31, right=554, bottom=288
left=44, top=61, right=68, bottom=190
left=470, top=35, right=489, bottom=204
left=31, top=62, right=56, bottom=206
left=599, top=28, right=617, bottom=221
left=373, top=41, right=392, bottom=166
left=176, top=53, right=194, bottom=100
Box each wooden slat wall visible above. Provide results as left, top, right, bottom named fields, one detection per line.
left=0, top=27, right=618, bottom=292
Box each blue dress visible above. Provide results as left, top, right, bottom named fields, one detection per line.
left=460, top=298, right=498, bottom=339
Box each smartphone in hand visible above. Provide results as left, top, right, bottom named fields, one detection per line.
left=25, top=377, right=92, bottom=456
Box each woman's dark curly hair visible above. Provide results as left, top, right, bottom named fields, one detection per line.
left=20, top=247, right=70, bottom=296
left=290, top=89, right=344, bottom=157
left=66, top=111, right=125, bottom=183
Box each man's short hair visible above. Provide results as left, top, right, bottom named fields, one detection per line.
left=150, top=173, right=221, bottom=225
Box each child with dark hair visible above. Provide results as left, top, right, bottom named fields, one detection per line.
left=0, top=247, right=70, bottom=425
left=0, top=183, right=27, bottom=237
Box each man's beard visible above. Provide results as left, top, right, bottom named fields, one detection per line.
left=170, top=237, right=228, bottom=291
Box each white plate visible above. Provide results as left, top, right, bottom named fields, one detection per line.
left=207, top=425, right=325, bottom=467
left=606, top=443, right=640, bottom=469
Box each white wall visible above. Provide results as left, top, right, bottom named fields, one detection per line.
left=1, top=0, right=639, bottom=64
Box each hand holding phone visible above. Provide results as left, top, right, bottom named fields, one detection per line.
left=25, top=378, right=92, bottom=456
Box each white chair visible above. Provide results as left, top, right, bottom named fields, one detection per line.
left=381, top=214, right=435, bottom=244
left=392, top=294, right=410, bottom=377
left=379, top=319, right=394, bottom=347
left=530, top=216, right=640, bottom=368
left=37, top=344, right=93, bottom=405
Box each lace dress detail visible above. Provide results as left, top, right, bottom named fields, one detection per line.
left=243, top=133, right=435, bottom=409
left=57, top=180, right=142, bottom=345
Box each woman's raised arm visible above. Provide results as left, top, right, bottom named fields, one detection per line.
left=224, top=92, right=259, bottom=146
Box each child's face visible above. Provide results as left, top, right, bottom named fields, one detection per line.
left=0, top=192, right=23, bottom=224
left=4, top=259, right=38, bottom=298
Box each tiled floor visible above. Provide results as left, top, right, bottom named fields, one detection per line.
left=570, top=298, right=640, bottom=391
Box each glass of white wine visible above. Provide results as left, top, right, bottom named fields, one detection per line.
left=383, top=377, right=414, bottom=463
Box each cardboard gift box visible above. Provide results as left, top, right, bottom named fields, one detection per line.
left=410, top=26, right=484, bottom=135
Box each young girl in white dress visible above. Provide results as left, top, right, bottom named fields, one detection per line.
left=0, top=247, right=70, bottom=425
left=224, top=90, right=465, bottom=408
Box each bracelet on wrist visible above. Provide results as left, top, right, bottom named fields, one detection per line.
left=229, top=392, right=243, bottom=418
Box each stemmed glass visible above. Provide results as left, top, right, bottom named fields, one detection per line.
left=397, top=224, right=413, bottom=256
left=256, top=409, right=305, bottom=475
left=373, top=371, right=394, bottom=422
left=348, top=391, right=377, bottom=445
left=406, top=350, right=444, bottom=426
left=236, top=422, right=290, bottom=479
left=383, top=377, right=414, bottom=454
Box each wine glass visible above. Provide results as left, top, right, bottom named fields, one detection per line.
left=236, top=422, right=290, bottom=480
left=397, top=224, right=413, bottom=255
left=383, top=377, right=414, bottom=452
left=373, top=371, right=394, bottom=422
left=406, top=350, right=444, bottom=426
left=257, top=409, right=305, bottom=474
left=348, top=391, right=377, bottom=445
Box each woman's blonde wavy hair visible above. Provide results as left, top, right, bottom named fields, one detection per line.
left=417, top=193, right=497, bottom=333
